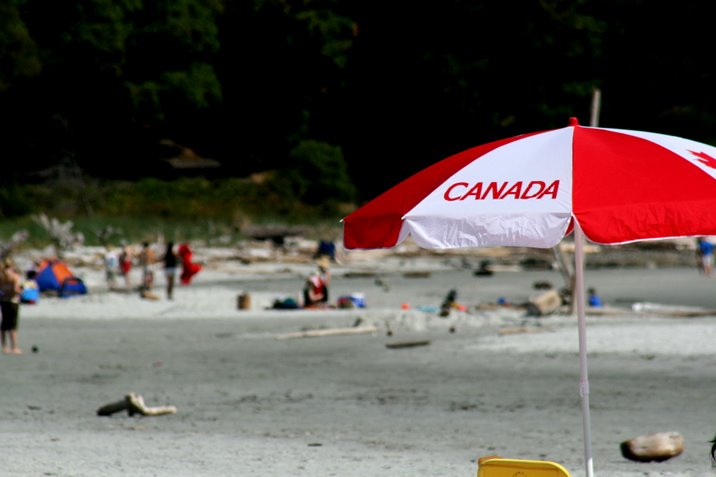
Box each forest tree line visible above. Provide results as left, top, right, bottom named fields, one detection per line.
left=1, top=0, right=715, bottom=211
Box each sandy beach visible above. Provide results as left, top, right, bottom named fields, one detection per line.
left=4, top=243, right=716, bottom=477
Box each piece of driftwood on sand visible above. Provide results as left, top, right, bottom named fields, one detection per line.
left=97, top=393, right=177, bottom=417
left=385, top=340, right=431, bottom=349
left=587, top=305, right=716, bottom=318
left=497, top=326, right=549, bottom=336
left=527, top=289, right=562, bottom=316
left=274, top=325, right=378, bottom=340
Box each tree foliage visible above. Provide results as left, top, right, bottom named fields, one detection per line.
left=280, top=139, right=355, bottom=205
left=1, top=0, right=716, bottom=207
left=0, top=0, right=41, bottom=92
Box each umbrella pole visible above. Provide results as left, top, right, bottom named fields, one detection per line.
left=574, top=222, right=594, bottom=477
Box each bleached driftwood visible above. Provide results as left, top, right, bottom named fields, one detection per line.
left=620, top=431, right=684, bottom=462
left=93, top=225, right=122, bottom=247
left=97, top=393, right=177, bottom=417
left=275, top=325, right=377, bottom=340
left=497, top=326, right=547, bottom=336
left=126, top=393, right=177, bottom=416
left=32, top=213, right=84, bottom=258
left=0, top=230, right=29, bottom=260
left=527, top=289, right=562, bottom=316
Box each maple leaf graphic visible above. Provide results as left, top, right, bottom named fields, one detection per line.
left=690, top=150, right=716, bottom=168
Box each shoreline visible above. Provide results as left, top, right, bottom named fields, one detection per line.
left=21, top=263, right=716, bottom=318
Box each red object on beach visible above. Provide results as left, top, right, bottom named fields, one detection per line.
left=178, top=243, right=202, bottom=285
left=344, top=117, right=716, bottom=249
left=343, top=118, right=716, bottom=477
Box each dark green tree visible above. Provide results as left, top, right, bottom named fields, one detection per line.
left=283, top=139, right=355, bottom=205
left=0, top=0, right=41, bottom=92
left=1, top=0, right=716, bottom=216
left=2, top=0, right=223, bottom=179
left=215, top=0, right=357, bottom=175
left=124, top=0, right=223, bottom=126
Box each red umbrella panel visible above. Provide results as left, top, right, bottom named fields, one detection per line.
left=343, top=117, right=716, bottom=250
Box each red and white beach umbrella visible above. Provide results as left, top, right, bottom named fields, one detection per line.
left=343, top=117, right=716, bottom=477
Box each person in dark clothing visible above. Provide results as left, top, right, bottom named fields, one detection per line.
left=162, top=242, right=178, bottom=300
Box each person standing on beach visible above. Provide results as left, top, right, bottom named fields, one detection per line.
left=697, top=237, right=714, bottom=276
left=138, top=242, right=157, bottom=291
left=162, top=242, right=178, bottom=300
left=103, top=245, right=119, bottom=289
left=0, top=258, right=23, bottom=354
left=177, top=242, right=202, bottom=285
left=119, top=243, right=133, bottom=290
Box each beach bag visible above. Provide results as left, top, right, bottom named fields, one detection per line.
left=272, top=297, right=299, bottom=309
left=337, top=293, right=366, bottom=309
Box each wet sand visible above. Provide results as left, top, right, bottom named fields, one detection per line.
left=5, top=261, right=716, bottom=476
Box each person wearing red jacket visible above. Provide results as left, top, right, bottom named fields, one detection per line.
left=177, top=243, right=202, bottom=285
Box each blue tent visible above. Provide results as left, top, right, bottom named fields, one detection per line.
left=35, top=260, right=88, bottom=297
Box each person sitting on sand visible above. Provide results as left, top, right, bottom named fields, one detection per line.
left=303, top=256, right=331, bottom=308
left=588, top=287, right=603, bottom=307
left=20, top=270, right=40, bottom=304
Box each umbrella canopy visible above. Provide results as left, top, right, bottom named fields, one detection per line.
left=342, top=117, right=716, bottom=477
left=344, top=117, right=716, bottom=250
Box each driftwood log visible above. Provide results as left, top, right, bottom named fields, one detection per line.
left=275, top=325, right=377, bottom=340
left=385, top=340, right=431, bottom=349
left=497, top=326, right=546, bottom=336
left=527, top=289, right=562, bottom=316
left=620, top=431, right=684, bottom=462
left=97, top=393, right=177, bottom=417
